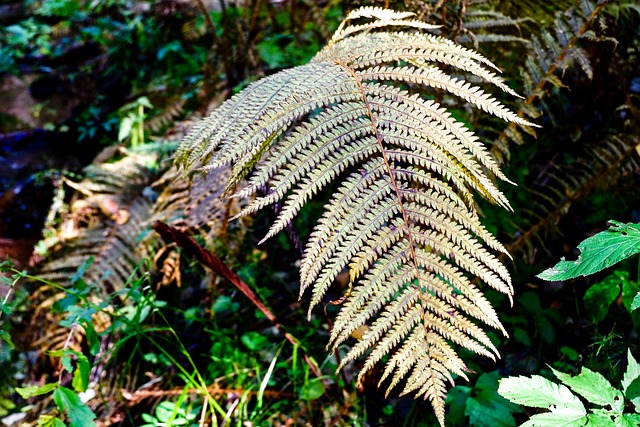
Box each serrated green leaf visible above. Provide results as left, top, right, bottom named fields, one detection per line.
left=587, top=413, right=616, bottom=426
left=622, top=350, right=640, bottom=412
left=38, top=415, right=68, bottom=427
left=498, top=376, right=585, bottom=412
left=552, top=367, right=623, bottom=408
left=52, top=387, right=96, bottom=427
left=584, top=275, right=622, bottom=323
left=521, top=409, right=588, bottom=427
left=618, top=414, right=640, bottom=427
left=16, top=383, right=58, bottom=398
left=625, top=378, right=640, bottom=409
left=631, top=292, right=640, bottom=311
left=537, top=221, right=640, bottom=281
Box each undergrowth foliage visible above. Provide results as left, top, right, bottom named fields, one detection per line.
left=176, top=7, right=537, bottom=424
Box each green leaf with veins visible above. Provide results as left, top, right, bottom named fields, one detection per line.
left=538, top=221, right=640, bottom=281
left=498, top=375, right=585, bottom=412
left=53, top=387, right=96, bottom=427
left=552, top=367, right=623, bottom=411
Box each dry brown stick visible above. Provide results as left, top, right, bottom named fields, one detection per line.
left=194, top=0, right=222, bottom=47
left=153, top=221, right=322, bottom=378
left=122, top=385, right=295, bottom=403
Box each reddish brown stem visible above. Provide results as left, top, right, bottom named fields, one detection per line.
left=153, top=221, right=322, bottom=378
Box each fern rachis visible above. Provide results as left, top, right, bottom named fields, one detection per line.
left=176, top=7, right=537, bottom=425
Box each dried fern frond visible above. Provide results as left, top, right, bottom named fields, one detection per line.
left=492, top=0, right=614, bottom=161
left=148, top=164, right=248, bottom=281
left=176, top=7, right=536, bottom=425
left=37, top=152, right=159, bottom=292
left=509, top=134, right=640, bottom=261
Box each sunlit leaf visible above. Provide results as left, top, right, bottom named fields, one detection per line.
left=520, top=410, right=588, bottom=427
left=16, top=383, right=58, bottom=399
left=538, top=221, right=640, bottom=281
left=586, top=413, right=616, bottom=426
left=618, top=414, right=640, bottom=427
left=52, top=387, right=96, bottom=427
left=552, top=367, right=623, bottom=410
left=622, top=350, right=640, bottom=412
left=498, top=375, right=585, bottom=412
left=71, top=352, right=91, bottom=393
left=632, top=293, right=640, bottom=311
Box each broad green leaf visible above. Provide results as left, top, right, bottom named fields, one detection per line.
left=513, top=327, right=531, bottom=347
left=552, top=367, right=623, bottom=409
left=631, top=292, right=640, bottom=311
left=618, top=414, right=640, bottom=427
left=16, top=383, right=58, bottom=398
left=71, top=352, right=90, bottom=393
left=498, top=376, right=585, bottom=412
left=584, top=274, right=622, bottom=323
left=521, top=409, right=588, bottom=427
left=622, top=350, right=640, bottom=412
left=241, top=332, right=270, bottom=351
left=625, top=378, right=640, bottom=410
left=466, top=392, right=517, bottom=427
left=446, top=386, right=471, bottom=427
left=299, top=378, right=325, bottom=400
left=535, top=315, right=555, bottom=345
left=586, top=413, right=616, bottom=426
left=537, top=221, right=640, bottom=281
left=560, top=347, right=579, bottom=362
left=38, top=415, right=68, bottom=427
left=466, top=372, right=519, bottom=427
left=52, top=387, right=96, bottom=427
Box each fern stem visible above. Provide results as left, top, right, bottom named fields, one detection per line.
left=335, top=59, right=443, bottom=424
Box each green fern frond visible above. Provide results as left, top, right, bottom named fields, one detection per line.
left=176, top=7, right=534, bottom=425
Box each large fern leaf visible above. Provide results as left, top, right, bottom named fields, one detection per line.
left=176, top=7, right=536, bottom=424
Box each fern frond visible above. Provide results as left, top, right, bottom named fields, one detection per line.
left=176, top=8, right=534, bottom=425
left=38, top=152, right=159, bottom=291
left=150, top=164, right=247, bottom=257
left=492, top=0, right=613, bottom=161
left=509, top=134, right=640, bottom=260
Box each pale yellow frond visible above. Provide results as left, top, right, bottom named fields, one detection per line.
left=175, top=7, right=537, bottom=425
